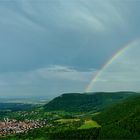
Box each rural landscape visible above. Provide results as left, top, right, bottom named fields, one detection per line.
left=0, top=0, right=140, bottom=139
left=0, top=91, right=139, bottom=139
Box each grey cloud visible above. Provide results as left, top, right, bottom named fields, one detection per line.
left=0, top=65, right=95, bottom=98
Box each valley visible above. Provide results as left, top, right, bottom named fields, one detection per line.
left=0, top=92, right=139, bottom=139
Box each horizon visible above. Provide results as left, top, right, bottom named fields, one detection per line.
left=0, top=90, right=139, bottom=101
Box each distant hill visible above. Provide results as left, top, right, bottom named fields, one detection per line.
left=0, top=103, right=36, bottom=111
left=44, top=91, right=138, bottom=112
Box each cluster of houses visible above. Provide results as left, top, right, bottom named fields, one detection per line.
left=0, top=118, right=47, bottom=136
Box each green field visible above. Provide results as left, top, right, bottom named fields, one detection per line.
left=55, top=118, right=80, bottom=124
left=79, top=120, right=101, bottom=129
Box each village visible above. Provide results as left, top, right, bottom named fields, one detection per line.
left=0, top=118, right=47, bottom=136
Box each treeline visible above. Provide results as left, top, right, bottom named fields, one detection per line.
left=5, top=128, right=100, bottom=140
left=49, top=128, right=100, bottom=140
left=6, top=125, right=139, bottom=140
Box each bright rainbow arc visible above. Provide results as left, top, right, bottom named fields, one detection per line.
left=85, top=39, right=140, bottom=92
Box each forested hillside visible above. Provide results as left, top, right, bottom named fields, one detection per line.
left=93, top=95, right=140, bottom=139
left=44, top=92, right=137, bottom=112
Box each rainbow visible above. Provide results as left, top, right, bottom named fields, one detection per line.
left=85, top=39, right=140, bottom=92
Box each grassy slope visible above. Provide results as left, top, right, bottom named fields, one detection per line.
left=78, top=120, right=101, bottom=129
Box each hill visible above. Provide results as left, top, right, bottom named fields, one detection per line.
left=93, top=95, right=140, bottom=139
left=45, top=94, right=140, bottom=139
left=44, top=91, right=137, bottom=112
left=10, top=94, right=140, bottom=140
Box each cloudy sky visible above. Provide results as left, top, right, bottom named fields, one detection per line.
left=0, top=0, right=140, bottom=98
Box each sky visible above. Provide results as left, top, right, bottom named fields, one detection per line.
left=0, top=0, right=140, bottom=98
